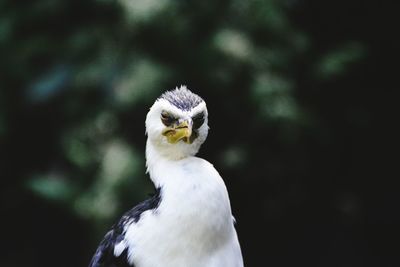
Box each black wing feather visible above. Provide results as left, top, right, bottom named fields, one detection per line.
left=88, top=188, right=162, bottom=267
left=89, top=229, right=129, bottom=267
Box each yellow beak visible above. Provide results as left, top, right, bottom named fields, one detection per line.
left=162, top=120, right=192, bottom=144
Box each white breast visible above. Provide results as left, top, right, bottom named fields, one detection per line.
left=123, top=157, right=243, bottom=267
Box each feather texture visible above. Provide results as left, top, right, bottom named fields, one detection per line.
left=89, top=189, right=162, bottom=267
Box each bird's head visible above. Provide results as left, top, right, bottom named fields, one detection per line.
left=145, top=86, right=209, bottom=160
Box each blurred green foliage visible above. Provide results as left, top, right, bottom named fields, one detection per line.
left=3, top=0, right=317, bottom=223
left=1, top=0, right=397, bottom=266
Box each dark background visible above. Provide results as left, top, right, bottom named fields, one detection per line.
left=0, top=0, right=398, bottom=266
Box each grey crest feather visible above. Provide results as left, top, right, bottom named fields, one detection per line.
left=159, top=86, right=204, bottom=111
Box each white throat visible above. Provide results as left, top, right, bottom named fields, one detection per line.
left=145, top=139, right=190, bottom=187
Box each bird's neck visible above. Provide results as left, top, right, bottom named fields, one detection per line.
left=145, top=139, right=193, bottom=187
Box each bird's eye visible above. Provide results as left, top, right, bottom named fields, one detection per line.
left=192, top=112, right=205, bottom=129
left=161, top=111, right=175, bottom=126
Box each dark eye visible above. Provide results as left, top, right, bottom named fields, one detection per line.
left=192, top=112, right=205, bottom=129
left=161, top=111, right=175, bottom=126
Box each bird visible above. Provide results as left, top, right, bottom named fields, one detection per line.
left=89, top=86, right=244, bottom=267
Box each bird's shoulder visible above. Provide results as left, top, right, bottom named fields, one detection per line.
left=186, top=156, right=218, bottom=172
left=189, top=157, right=224, bottom=181
left=88, top=188, right=162, bottom=267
